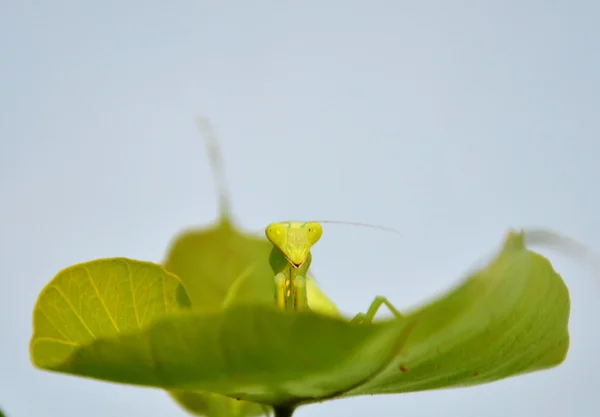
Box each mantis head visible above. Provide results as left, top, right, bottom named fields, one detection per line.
left=265, top=221, right=323, bottom=267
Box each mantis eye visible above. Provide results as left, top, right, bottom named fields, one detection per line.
left=265, top=224, right=286, bottom=249
left=306, top=223, right=323, bottom=245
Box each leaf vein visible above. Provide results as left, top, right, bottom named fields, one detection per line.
left=83, top=267, right=120, bottom=333
left=51, top=283, right=97, bottom=339
left=35, top=306, right=70, bottom=341
left=127, top=262, right=141, bottom=328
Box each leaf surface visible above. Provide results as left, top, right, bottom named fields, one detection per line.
left=30, top=258, right=189, bottom=369
left=346, top=230, right=570, bottom=396
left=30, top=231, right=570, bottom=409
left=32, top=304, right=413, bottom=406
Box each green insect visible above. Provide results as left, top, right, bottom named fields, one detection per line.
left=265, top=220, right=404, bottom=323
left=197, top=116, right=408, bottom=324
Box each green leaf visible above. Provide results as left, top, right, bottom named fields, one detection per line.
left=28, top=256, right=264, bottom=417
left=29, top=121, right=572, bottom=416
left=29, top=229, right=570, bottom=409
left=345, top=230, right=570, bottom=396
left=30, top=258, right=190, bottom=370
left=163, top=218, right=271, bottom=313
left=31, top=305, right=414, bottom=406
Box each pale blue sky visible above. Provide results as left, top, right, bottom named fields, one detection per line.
left=1, top=1, right=599, bottom=416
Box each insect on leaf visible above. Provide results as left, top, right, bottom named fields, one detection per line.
left=29, top=120, right=574, bottom=416
left=29, top=230, right=569, bottom=409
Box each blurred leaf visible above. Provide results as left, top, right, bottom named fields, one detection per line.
left=345, top=230, right=570, bottom=396
left=30, top=230, right=570, bottom=410
left=163, top=218, right=271, bottom=313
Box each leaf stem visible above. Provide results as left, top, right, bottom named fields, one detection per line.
left=273, top=405, right=295, bottom=417
left=197, top=116, right=232, bottom=222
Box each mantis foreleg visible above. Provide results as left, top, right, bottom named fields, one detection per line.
left=274, top=272, right=309, bottom=311
left=274, top=273, right=287, bottom=310
left=293, top=276, right=308, bottom=310
left=350, top=296, right=404, bottom=324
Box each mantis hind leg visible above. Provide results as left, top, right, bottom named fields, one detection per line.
left=351, top=296, right=403, bottom=324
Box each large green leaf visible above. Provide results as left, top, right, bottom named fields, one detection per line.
left=345, top=229, right=569, bottom=396
left=32, top=303, right=413, bottom=406
left=30, top=229, right=570, bottom=410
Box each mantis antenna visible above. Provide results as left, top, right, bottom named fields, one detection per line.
left=276, top=220, right=403, bottom=237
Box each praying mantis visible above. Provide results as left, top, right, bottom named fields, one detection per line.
left=265, top=220, right=404, bottom=323
left=198, top=116, right=405, bottom=323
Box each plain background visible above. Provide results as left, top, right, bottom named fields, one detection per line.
left=1, top=1, right=599, bottom=416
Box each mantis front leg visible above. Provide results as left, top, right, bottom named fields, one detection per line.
left=351, top=296, right=404, bottom=324
left=274, top=272, right=309, bottom=312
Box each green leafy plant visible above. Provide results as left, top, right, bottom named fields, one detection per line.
left=29, top=122, right=574, bottom=417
